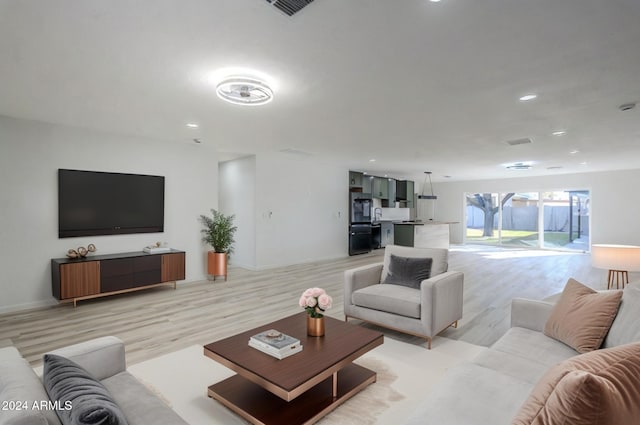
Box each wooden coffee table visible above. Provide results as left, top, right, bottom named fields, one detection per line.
left=203, top=312, right=384, bottom=425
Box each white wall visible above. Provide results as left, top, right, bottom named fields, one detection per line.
left=255, top=153, right=348, bottom=268
left=218, top=156, right=256, bottom=269
left=220, top=153, right=349, bottom=270
left=431, top=169, right=640, bottom=245
left=0, top=115, right=218, bottom=313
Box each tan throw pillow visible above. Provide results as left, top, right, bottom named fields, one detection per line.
left=512, top=342, right=640, bottom=425
left=543, top=278, right=622, bottom=353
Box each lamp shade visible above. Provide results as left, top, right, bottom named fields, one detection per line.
left=591, top=244, right=640, bottom=272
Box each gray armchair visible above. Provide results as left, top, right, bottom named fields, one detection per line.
left=344, top=245, right=463, bottom=349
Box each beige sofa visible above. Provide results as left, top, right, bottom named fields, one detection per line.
left=0, top=336, right=188, bottom=425
left=404, top=281, right=640, bottom=424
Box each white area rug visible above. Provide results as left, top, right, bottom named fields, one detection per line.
left=128, top=336, right=486, bottom=425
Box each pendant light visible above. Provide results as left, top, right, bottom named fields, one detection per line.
left=418, top=171, right=437, bottom=199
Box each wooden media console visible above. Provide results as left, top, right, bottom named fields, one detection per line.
left=51, top=250, right=185, bottom=306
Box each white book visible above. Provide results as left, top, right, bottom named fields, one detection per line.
left=143, top=246, right=171, bottom=253
left=249, top=340, right=303, bottom=359
left=249, top=337, right=300, bottom=355
left=250, top=329, right=300, bottom=351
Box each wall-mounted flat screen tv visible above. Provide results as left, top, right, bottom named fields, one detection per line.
left=58, top=169, right=165, bottom=238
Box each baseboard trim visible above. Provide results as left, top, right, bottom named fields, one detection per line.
left=0, top=299, right=59, bottom=315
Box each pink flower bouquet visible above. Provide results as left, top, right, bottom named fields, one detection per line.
left=299, top=287, right=333, bottom=318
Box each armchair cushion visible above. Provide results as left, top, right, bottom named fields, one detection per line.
left=381, top=245, right=448, bottom=283
left=383, top=254, right=432, bottom=289
left=352, top=284, right=421, bottom=319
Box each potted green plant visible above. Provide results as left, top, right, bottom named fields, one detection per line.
left=199, top=209, right=237, bottom=281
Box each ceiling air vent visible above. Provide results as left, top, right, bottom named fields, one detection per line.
left=506, top=163, right=532, bottom=170
left=265, top=0, right=315, bottom=16
left=279, top=148, right=314, bottom=156
left=506, top=138, right=532, bottom=146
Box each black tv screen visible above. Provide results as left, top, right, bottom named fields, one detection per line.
left=58, top=169, right=165, bottom=238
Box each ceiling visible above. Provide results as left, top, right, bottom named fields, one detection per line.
left=1, top=0, right=639, bottom=182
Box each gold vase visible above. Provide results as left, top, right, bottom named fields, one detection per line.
left=307, top=315, right=325, bottom=337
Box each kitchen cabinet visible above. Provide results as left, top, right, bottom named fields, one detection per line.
left=373, top=177, right=389, bottom=199
left=362, top=175, right=373, bottom=194
left=392, top=222, right=452, bottom=249
left=387, top=179, right=396, bottom=206
left=407, top=180, right=415, bottom=208
left=396, top=180, right=408, bottom=201
left=394, top=223, right=415, bottom=247
left=396, top=180, right=415, bottom=208
left=349, top=171, right=363, bottom=188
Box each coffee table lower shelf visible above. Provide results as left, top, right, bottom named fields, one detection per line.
left=207, top=362, right=376, bottom=425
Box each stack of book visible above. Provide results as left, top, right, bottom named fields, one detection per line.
left=249, top=329, right=303, bottom=360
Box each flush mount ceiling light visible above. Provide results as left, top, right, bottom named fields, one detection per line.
left=216, top=77, right=273, bottom=106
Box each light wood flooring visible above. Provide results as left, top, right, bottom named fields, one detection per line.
left=0, top=244, right=617, bottom=367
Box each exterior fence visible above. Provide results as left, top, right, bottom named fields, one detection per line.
left=466, top=205, right=590, bottom=235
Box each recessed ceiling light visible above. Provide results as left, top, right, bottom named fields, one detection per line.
left=519, top=94, right=537, bottom=101
left=569, top=150, right=579, bottom=155
left=429, top=0, right=442, bottom=2
left=186, top=123, right=199, bottom=128
left=216, top=77, right=273, bottom=106
left=369, top=159, right=376, bottom=162
left=580, top=161, right=588, bottom=165
left=552, top=130, right=566, bottom=136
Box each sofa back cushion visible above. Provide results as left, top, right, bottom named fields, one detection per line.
left=381, top=245, right=447, bottom=283
left=603, top=282, right=640, bottom=348
left=43, top=354, right=129, bottom=425
left=0, top=347, right=61, bottom=425
left=512, top=342, right=640, bottom=425
left=543, top=278, right=622, bottom=353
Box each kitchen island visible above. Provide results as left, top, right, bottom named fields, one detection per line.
left=393, top=221, right=456, bottom=249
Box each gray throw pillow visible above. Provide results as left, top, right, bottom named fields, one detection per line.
left=383, top=254, right=432, bottom=289
left=43, top=354, right=129, bottom=425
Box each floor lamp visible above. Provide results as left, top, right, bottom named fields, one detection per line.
left=591, top=244, right=640, bottom=289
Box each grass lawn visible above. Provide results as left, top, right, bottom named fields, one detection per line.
left=466, top=229, right=573, bottom=247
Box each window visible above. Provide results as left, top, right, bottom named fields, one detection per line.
left=465, top=190, right=590, bottom=251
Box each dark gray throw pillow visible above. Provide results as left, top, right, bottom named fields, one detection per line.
left=383, top=254, right=433, bottom=289
left=43, top=354, right=129, bottom=425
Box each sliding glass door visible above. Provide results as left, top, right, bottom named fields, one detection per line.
left=501, top=192, right=539, bottom=247
left=465, top=190, right=590, bottom=252
left=542, top=190, right=590, bottom=250
left=466, top=193, right=501, bottom=244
